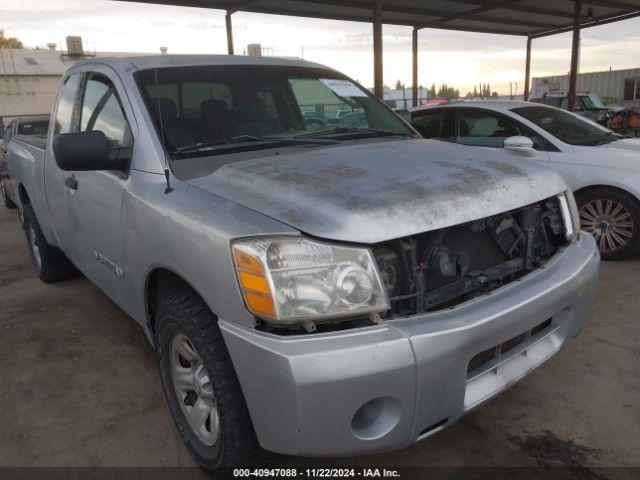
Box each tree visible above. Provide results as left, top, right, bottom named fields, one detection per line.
left=395, top=79, right=404, bottom=90
left=0, top=30, right=24, bottom=49
left=435, top=83, right=459, bottom=100
left=427, top=83, right=437, bottom=99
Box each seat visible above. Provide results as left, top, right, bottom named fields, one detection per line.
left=150, top=97, right=197, bottom=149
left=232, top=94, right=280, bottom=137
left=490, top=119, right=519, bottom=138
left=199, top=99, right=230, bottom=142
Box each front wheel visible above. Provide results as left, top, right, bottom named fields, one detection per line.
left=576, top=188, right=640, bottom=260
left=154, top=284, right=258, bottom=470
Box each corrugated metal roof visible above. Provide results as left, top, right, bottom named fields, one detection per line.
left=0, top=48, right=156, bottom=76
left=116, top=0, right=640, bottom=37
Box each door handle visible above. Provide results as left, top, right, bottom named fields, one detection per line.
left=64, top=175, right=78, bottom=190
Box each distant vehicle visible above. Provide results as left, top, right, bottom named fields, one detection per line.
left=426, top=97, right=449, bottom=105
left=530, top=92, right=624, bottom=124
left=1, top=115, right=50, bottom=209
left=411, top=100, right=640, bottom=260
left=5, top=56, right=598, bottom=471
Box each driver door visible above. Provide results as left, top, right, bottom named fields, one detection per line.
left=66, top=67, right=135, bottom=307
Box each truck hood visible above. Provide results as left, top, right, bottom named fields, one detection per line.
left=187, top=139, right=566, bottom=244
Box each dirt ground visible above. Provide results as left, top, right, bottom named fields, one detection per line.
left=1, top=205, right=638, bottom=475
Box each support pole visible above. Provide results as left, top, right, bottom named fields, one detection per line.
left=412, top=27, right=419, bottom=107
left=567, top=0, right=581, bottom=112
left=226, top=11, right=234, bottom=55
left=524, top=37, right=532, bottom=101
left=373, top=0, right=383, bottom=99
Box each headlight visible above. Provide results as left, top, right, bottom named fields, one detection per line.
left=558, top=191, right=581, bottom=242
left=232, top=237, right=389, bottom=325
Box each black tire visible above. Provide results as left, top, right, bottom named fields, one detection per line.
left=576, top=187, right=640, bottom=261
left=154, top=281, right=258, bottom=470
left=22, top=202, right=77, bottom=282
left=1, top=180, right=16, bottom=209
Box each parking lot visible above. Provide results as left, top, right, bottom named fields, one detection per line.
left=0, top=205, right=639, bottom=473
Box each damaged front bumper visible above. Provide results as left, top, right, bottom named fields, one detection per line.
left=220, top=233, right=600, bottom=457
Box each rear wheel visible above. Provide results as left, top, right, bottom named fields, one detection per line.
left=22, top=203, right=77, bottom=282
left=1, top=181, right=16, bottom=209
left=576, top=188, right=640, bottom=260
left=154, top=282, right=258, bottom=470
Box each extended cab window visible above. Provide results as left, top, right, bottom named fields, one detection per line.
left=53, top=74, right=81, bottom=135
left=80, top=74, right=132, bottom=148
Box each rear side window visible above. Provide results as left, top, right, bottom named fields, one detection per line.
left=53, top=74, right=81, bottom=135
left=80, top=74, right=132, bottom=148
left=4, top=121, right=16, bottom=143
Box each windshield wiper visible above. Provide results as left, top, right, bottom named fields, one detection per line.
left=174, top=135, right=338, bottom=155
left=295, top=127, right=411, bottom=140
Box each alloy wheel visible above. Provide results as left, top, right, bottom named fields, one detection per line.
left=579, top=198, right=634, bottom=253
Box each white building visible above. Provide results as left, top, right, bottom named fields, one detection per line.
left=531, top=67, right=640, bottom=108
left=383, top=87, right=428, bottom=109
left=0, top=38, right=155, bottom=126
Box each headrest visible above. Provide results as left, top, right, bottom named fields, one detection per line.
left=235, top=94, right=268, bottom=119
left=152, top=97, right=178, bottom=124
left=201, top=99, right=229, bottom=119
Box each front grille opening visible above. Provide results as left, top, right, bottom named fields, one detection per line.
left=467, top=317, right=554, bottom=376
left=502, top=332, right=527, bottom=355
left=467, top=346, right=496, bottom=372
left=531, top=318, right=553, bottom=337
left=374, top=196, right=568, bottom=319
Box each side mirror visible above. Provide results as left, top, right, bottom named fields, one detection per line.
left=53, top=131, right=130, bottom=171
left=504, top=136, right=536, bottom=157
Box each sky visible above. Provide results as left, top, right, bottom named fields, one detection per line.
left=3, top=0, right=640, bottom=95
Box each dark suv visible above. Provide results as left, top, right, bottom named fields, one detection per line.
left=530, top=93, right=622, bottom=124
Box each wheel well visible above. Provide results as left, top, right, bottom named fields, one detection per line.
left=574, top=185, right=640, bottom=204
left=18, top=184, right=30, bottom=206
left=146, top=268, right=202, bottom=334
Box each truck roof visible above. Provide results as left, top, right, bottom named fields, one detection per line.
left=70, top=54, right=335, bottom=75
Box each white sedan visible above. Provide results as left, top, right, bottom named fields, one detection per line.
left=411, top=101, right=640, bottom=260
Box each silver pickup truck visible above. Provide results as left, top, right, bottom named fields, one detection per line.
left=5, top=55, right=599, bottom=470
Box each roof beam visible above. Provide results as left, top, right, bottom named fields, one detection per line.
left=442, top=0, right=575, bottom=18
left=292, top=0, right=555, bottom=29
left=586, top=0, right=640, bottom=10
left=227, top=0, right=257, bottom=14
left=421, top=0, right=524, bottom=27
left=530, top=8, right=640, bottom=37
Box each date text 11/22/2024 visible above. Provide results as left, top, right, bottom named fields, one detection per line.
left=233, top=468, right=401, bottom=478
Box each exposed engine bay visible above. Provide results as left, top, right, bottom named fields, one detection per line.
left=373, top=196, right=569, bottom=318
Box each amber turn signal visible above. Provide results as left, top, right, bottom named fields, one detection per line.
left=233, top=247, right=275, bottom=317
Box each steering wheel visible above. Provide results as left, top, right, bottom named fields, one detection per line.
left=300, top=117, right=327, bottom=130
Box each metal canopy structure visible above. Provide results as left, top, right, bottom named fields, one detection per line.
left=118, top=0, right=640, bottom=108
